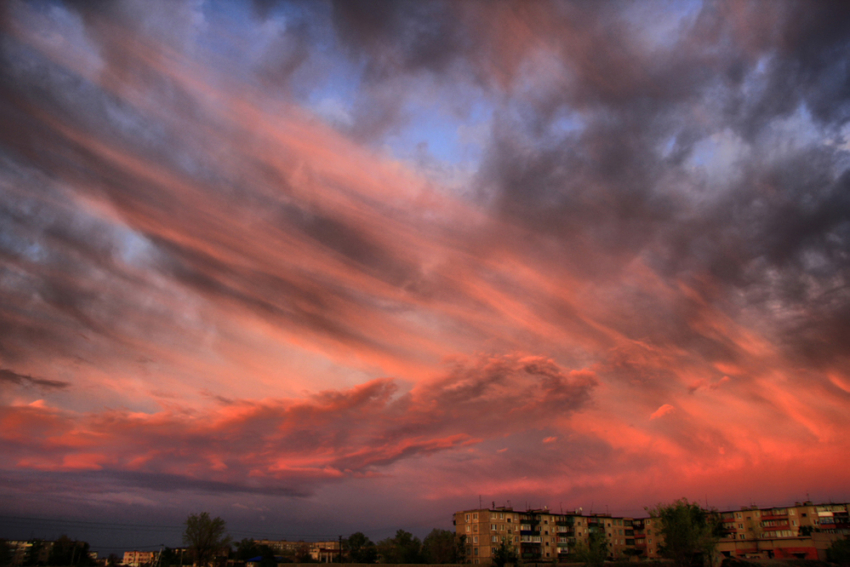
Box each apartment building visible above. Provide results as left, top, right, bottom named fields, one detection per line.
left=8, top=540, right=54, bottom=566
left=123, top=551, right=155, bottom=566
left=455, top=501, right=849, bottom=564
left=716, top=502, right=849, bottom=560
left=454, top=506, right=634, bottom=564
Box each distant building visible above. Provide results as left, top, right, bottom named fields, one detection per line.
left=455, top=500, right=850, bottom=564
left=123, top=551, right=155, bottom=566
left=716, top=502, right=849, bottom=560
left=309, top=541, right=340, bottom=563
left=8, top=540, right=53, bottom=566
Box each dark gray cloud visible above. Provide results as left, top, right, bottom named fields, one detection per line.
left=0, top=368, right=69, bottom=389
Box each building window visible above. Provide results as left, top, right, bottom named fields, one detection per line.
left=466, top=526, right=470, bottom=533
left=474, top=514, right=478, bottom=520
left=738, top=524, right=743, bottom=529
left=466, top=515, right=470, bottom=522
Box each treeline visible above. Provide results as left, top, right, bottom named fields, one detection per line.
left=1, top=536, right=96, bottom=567
left=226, top=529, right=465, bottom=565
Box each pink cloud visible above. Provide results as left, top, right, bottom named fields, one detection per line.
left=650, top=404, right=675, bottom=420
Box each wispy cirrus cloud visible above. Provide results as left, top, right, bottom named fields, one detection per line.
left=1, top=0, right=849, bottom=544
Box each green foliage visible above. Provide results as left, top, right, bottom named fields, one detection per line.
left=571, top=531, right=608, bottom=567
left=648, top=499, right=720, bottom=567
left=422, top=529, right=463, bottom=564
left=48, top=535, right=93, bottom=566
left=827, top=536, right=850, bottom=566
left=490, top=538, right=518, bottom=567
left=347, top=533, right=378, bottom=564
left=455, top=535, right=467, bottom=565
left=183, top=512, right=232, bottom=567
left=377, top=530, right=423, bottom=564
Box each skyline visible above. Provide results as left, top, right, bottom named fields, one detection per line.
left=2, top=0, right=850, bottom=551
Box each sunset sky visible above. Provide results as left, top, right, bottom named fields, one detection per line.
left=2, top=0, right=850, bottom=551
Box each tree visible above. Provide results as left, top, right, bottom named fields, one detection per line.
left=377, top=531, right=422, bottom=564
left=347, top=533, right=377, bottom=564
left=571, top=531, right=607, bottom=567
left=160, top=548, right=184, bottom=567
left=490, top=538, right=518, bottom=567
left=422, top=530, right=460, bottom=564
left=48, top=535, right=92, bottom=566
left=234, top=540, right=261, bottom=562
left=648, top=499, right=720, bottom=567
left=183, top=513, right=232, bottom=567
left=1, top=540, right=13, bottom=567
left=455, top=536, right=467, bottom=565
left=826, top=536, right=850, bottom=566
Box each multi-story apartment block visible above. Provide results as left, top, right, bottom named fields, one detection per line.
left=716, top=502, right=849, bottom=560
left=122, top=551, right=155, bottom=566
left=8, top=540, right=54, bottom=566
left=455, top=506, right=637, bottom=564
left=455, top=501, right=849, bottom=564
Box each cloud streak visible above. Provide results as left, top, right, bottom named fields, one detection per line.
left=0, top=0, right=849, bottom=541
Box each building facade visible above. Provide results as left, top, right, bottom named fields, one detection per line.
left=454, top=501, right=850, bottom=564
left=123, top=551, right=155, bottom=566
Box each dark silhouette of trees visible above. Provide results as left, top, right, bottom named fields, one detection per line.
left=159, top=548, right=184, bottom=567
left=377, top=531, right=422, bottom=564
left=827, top=536, right=850, bottom=565
left=346, top=533, right=377, bottom=564
left=48, top=535, right=92, bottom=566
left=183, top=513, right=231, bottom=567
left=648, top=499, right=721, bottom=567
left=571, top=531, right=607, bottom=567
left=0, top=540, right=12, bottom=567
left=489, top=538, right=518, bottom=567
left=421, top=530, right=459, bottom=564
